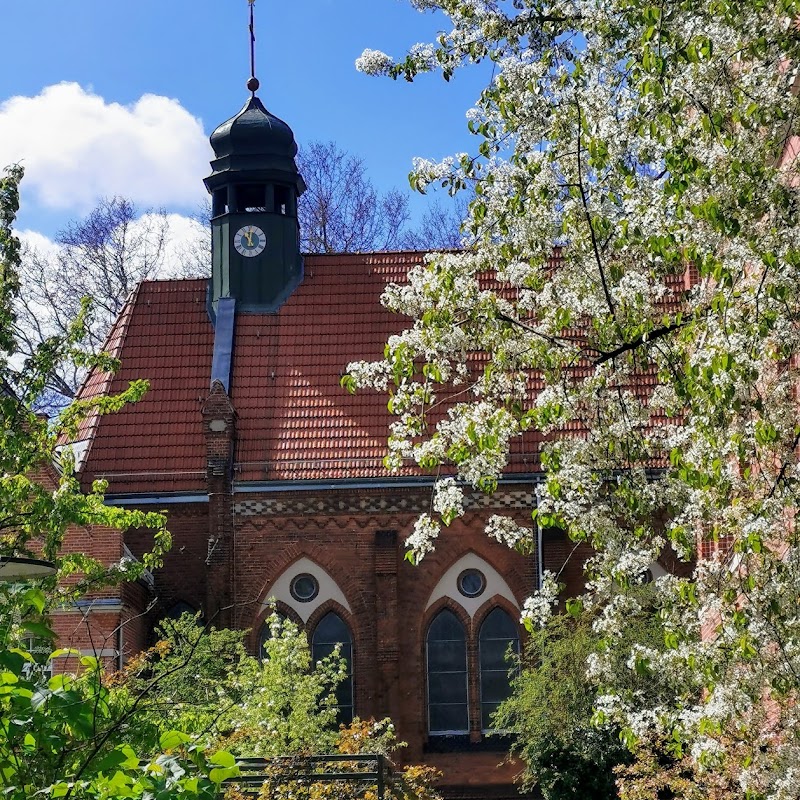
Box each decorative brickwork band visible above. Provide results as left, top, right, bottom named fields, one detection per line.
left=234, top=488, right=535, bottom=517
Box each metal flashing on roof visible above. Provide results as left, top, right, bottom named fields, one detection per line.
left=211, top=296, right=236, bottom=392
left=232, top=474, right=545, bottom=494
left=51, top=598, right=123, bottom=614
left=236, top=257, right=304, bottom=314
left=104, top=493, right=209, bottom=506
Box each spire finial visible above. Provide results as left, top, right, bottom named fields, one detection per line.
left=247, top=0, right=260, bottom=94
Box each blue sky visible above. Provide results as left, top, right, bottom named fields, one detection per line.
left=0, top=0, right=491, bottom=242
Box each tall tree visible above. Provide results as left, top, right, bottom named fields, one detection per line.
left=15, top=197, right=206, bottom=402
left=297, top=140, right=412, bottom=253
left=402, top=196, right=470, bottom=251
left=350, top=1, right=800, bottom=795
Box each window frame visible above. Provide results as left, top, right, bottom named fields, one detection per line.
left=477, top=606, right=520, bottom=734
left=425, top=607, right=470, bottom=736
left=424, top=601, right=522, bottom=741
left=311, top=610, right=354, bottom=726
left=22, top=635, right=53, bottom=682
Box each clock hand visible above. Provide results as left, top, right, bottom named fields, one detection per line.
left=244, top=231, right=254, bottom=247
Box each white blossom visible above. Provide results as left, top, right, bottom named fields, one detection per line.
left=486, top=514, right=532, bottom=548
left=521, top=571, right=560, bottom=629
left=404, top=513, right=440, bottom=563
left=432, top=477, right=465, bottom=521
left=355, top=49, right=394, bottom=76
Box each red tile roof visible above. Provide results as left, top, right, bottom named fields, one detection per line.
left=231, top=252, right=426, bottom=482
left=78, top=279, right=213, bottom=493
left=78, top=253, right=465, bottom=492
left=77, top=252, right=681, bottom=494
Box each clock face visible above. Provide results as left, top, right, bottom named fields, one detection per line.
left=233, top=225, right=267, bottom=257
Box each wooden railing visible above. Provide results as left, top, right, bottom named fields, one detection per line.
left=223, top=754, right=389, bottom=798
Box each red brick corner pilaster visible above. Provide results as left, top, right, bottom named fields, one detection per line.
left=201, top=380, right=237, bottom=627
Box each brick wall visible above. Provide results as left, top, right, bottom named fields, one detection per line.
left=125, top=486, right=537, bottom=795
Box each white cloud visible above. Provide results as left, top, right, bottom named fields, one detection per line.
left=162, top=213, right=209, bottom=276
left=16, top=228, right=61, bottom=259
left=0, top=82, right=211, bottom=212
left=18, top=212, right=210, bottom=279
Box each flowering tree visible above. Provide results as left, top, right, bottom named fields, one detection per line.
left=118, top=613, right=440, bottom=800
left=350, top=1, right=800, bottom=795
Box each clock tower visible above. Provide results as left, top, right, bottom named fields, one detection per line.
left=204, top=86, right=306, bottom=315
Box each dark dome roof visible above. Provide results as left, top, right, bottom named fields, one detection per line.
left=205, top=95, right=305, bottom=194
left=210, top=96, right=297, bottom=159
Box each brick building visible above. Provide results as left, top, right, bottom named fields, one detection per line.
left=62, top=87, right=597, bottom=798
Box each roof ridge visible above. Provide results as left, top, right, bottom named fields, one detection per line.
left=136, top=276, right=209, bottom=288
left=99, top=283, right=141, bottom=361
left=303, top=250, right=431, bottom=259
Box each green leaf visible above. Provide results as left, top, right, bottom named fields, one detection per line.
left=209, top=765, right=239, bottom=784
left=20, top=587, right=47, bottom=615
left=208, top=750, right=236, bottom=768
left=96, top=744, right=140, bottom=772
left=160, top=729, right=191, bottom=751
left=566, top=598, right=583, bottom=618
left=49, top=648, right=82, bottom=660
left=21, top=621, right=57, bottom=641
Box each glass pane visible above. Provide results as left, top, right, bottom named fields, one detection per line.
left=481, top=702, right=500, bottom=731
left=258, top=613, right=286, bottom=659
left=427, top=640, right=467, bottom=672
left=480, top=608, right=519, bottom=641
left=311, top=613, right=353, bottom=723
left=480, top=639, right=516, bottom=671
left=481, top=670, right=514, bottom=704
left=313, top=642, right=352, bottom=663
left=458, top=569, right=486, bottom=598
left=336, top=705, right=353, bottom=726
left=429, top=672, right=468, bottom=704
left=336, top=680, right=353, bottom=708
left=313, top=612, right=351, bottom=645
left=428, top=609, right=465, bottom=642
left=427, top=610, right=469, bottom=734
left=291, top=574, right=319, bottom=601
left=479, top=608, right=519, bottom=720
left=313, top=642, right=336, bottom=661
left=430, top=703, right=469, bottom=733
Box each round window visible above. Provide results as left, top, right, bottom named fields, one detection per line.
left=290, top=573, right=319, bottom=603
left=457, top=568, right=486, bottom=598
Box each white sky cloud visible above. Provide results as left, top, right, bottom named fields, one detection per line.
left=16, top=229, right=61, bottom=259
left=162, top=213, right=209, bottom=275
left=18, top=212, right=209, bottom=279
left=0, top=82, right=211, bottom=213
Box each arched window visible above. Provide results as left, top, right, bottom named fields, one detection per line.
left=426, top=609, right=468, bottom=735
left=166, top=601, right=198, bottom=621
left=478, top=608, right=520, bottom=732
left=312, top=612, right=353, bottom=725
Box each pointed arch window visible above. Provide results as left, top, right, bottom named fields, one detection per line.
left=166, top=601, right=198, bottom=621
left=426, top=609, right=469, bottom=734
left=478, top=608, right=520, bottom=732
left=312, top=612, right=353, bottom=725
